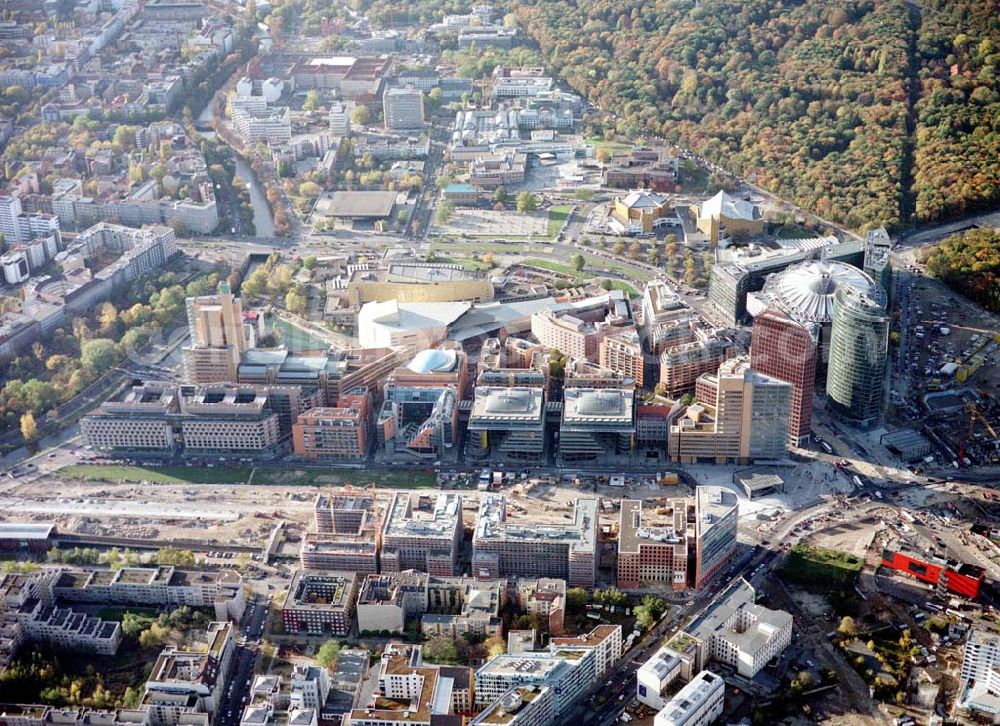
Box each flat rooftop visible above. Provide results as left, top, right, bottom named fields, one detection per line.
left=0, top=523, right=55, bottom=539
left=562, top=387, right=634, bottom=427
left=316, top=191, right=397, bottom=219
left=474, top=494, right=597, bottom=555
left=383, top=492, right=462, bottom=541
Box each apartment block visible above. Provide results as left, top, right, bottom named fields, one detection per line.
left=599, top=329, right=645, bottom=387
left=469, top=685, right=554, bottom=726
left=281, top=570, right=359, bottom=636
left=549, top=624, right=623, bottom=680
left=182, top=284, right=249, bottom=384
left=380, top=492, right=463, bottom=576
left=513, top=578, right=566, bottom=635
left=144, top=622, right=235, bottom=725
left=356, top=571, right=429, bottom=634
left=52, top=566, right=246, bottom=621
left=473, top=494, right=598, bottom=588
left=300, top=493, right=383, bottom=573
left=348, top=643, right=463, bottom=726
left=1, top=573, right=122, bottom=658
left=959, top=628, right=1000, bottom=719
left=659, top=335, right=733, bottom=398
left=420, top=576, right=504, bottom=639
left=652, top=670, right=724, bottom=726
left=530, top=292, right=632, bottom=362
left=231, top=105, right=291, bottom=144
left=475, top=648, right=596, bottom=716
left=617, top=488, right=737, bottom=591
left=678, top=578, right=792, bottom=679
left=382, top=87, right=424, bottom=130
left=292, top=390, right=374, bottom=461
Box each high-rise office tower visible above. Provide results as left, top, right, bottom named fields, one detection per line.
left=383, top=87, right=425, bottom=130
left=826, top=285, right=889, bottom=429
left=750, top=308, right=817, bottom=446
left=182, top=282, right=249, bottom=384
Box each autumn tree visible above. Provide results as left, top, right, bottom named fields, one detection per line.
left=515, top=191, right=538, bottom=213
left=20, top=411, right=37, bottom=442
left=317, top=640, right=342, bottom=668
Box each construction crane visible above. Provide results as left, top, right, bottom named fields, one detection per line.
left=967, top=402, right=999, bottom=441
left=964, top=401, right=1000, bottom=465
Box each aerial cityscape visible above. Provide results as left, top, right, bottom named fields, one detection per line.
left=0, top=0, right=998, bottom=725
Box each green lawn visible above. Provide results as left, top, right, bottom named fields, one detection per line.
left=251, top=468, right=437, bottom=489
left=520, top=258, right=640, bottom=298
left=603, top=280, right=639, bottom=297
left=547, top=205, right=573, bottom=237
left=780, top=544, right=864, bottom=590
left=58, top=464, right=438, bottom=489
left=776, top=224, right=816, bottom=239
left=58, top=464, right=250, bottom=484
left=521, top=258, right=582, bottom=277
left=586, top=136, right=631, bottom=152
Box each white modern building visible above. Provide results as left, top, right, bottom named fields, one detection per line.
left=652, top=670, right=725, bottom=726
left=475, top=648, right=596, bottom=717
left=330, top=102, right=351, bottom=135
left=959, top=628, right=1000, bottom=720
left=469, top=685, right=555, bottom=726
left=232, top=105, right=292, bottom=144
left=637, top=578, right=791, bottom=709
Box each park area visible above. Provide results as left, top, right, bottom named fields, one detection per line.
left=780, top=544, right=864, bottom=589
left=57, top=464, right=436, bottom=488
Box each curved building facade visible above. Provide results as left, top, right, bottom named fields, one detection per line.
left=826, top=286, right=889, bottom=429
left=748, top=259, right=884, bottom=379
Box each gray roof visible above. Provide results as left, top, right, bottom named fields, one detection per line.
left=0, top=523, right=55, bottom=539
left=317, top=191, right=398, bottom=218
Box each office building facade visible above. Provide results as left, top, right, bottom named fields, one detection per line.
left=383, top=87, right=425, bottom=130
left=473, top=494, right=598, bottom=588
left=826, top=285, right=889, bottom=429
left=750, top=308, right=817, bottom=445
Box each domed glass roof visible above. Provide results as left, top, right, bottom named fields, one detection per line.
left=761, top=260, right=880, bottom=324
left=406, top=348, right=458, bottom=374
left=576, top=390, right=624, bottom=415
left=485, top=389, right=534, bottom=413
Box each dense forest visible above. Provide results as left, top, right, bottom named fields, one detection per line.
left=922, top=228, right=1000, bottom=313
left=355, top=0, right=999, bottom=231
left=511, top=0, right=913, bottom=230
left=912, top=1, right=1000, bottom=222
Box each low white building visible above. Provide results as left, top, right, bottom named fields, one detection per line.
left=653, top=670, right=724, bottom=726
left=232, top=105, right=292, bottom=145
left=637, top=579, right=791, bottom=709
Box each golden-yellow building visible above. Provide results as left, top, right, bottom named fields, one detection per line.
left=347, top=262, right=494, bottom=305
left=693, top=190, right=764, bottom=246
left=610, top=190, right=671, bottom=234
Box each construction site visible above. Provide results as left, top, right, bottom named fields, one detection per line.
left=892, top=269, right=1000, bottom=474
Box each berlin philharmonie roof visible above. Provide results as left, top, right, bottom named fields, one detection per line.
left=700, top=190, right=761, bottom=221
left=755, top=259, right=883, bottom=324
